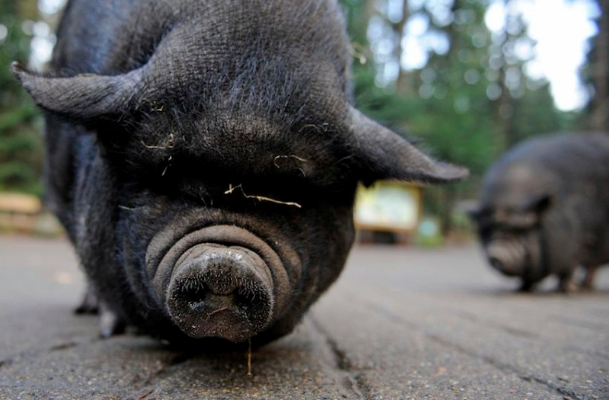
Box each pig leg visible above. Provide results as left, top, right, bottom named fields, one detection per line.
left=580, top=265, right=598, bottom=290
left=74, top=283, right=99, bottom=315
left=75, top=284, right=126, bottom=337
left=517, top=280, right=536, bottom=292
left=557, top=270, right=578, bottom=293
left=99, top=302, right=126, bottom=338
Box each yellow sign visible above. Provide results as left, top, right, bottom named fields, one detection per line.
left=0, top=193, right=41, bottom=215
left=354, top=182, right=421, bottom=233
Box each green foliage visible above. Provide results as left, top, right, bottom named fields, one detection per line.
left=341, top=0, right=371, bottom=45
left=340, top=0, right=579, bottom=235
left=580, top=0, right=608, bottom=131
left=510, top=82, right=573, bottom=142
left=0, top=0, right=43, bottom=196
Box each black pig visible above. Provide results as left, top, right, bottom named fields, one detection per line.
left=13, top=0, right=466, bottom=344
left=471, top=133, right=609, bottom=292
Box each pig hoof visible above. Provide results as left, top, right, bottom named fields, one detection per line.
left=99, top=304, right=126, bottom=338
left=517, top=281, right=535, bottom=293
left=74, top=285, right=99, bottom=315
left=557, top=280, right=579, bottom=294
left=580, top=267, right=597, bottom=291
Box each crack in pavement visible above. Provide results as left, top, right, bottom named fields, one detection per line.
left=127, top=387, right=160, bottom=400
left=562, top=345, right=609, bottom=360
left=366, top=283, right=547, bottom=341
left=359, top=297, right=583, bottom=400
left=125, top=351, right=193, bottom=398
left=449, top=309, right=539, bottom=339
left=309, top=316, right=371, bottom=400
left=49, top=341, right=80, bottom=352
left=0, top=379, right=124, bottom=397
left=0, top=337, right=98, bottom=370
left=549, top=315, right=609, bottom=332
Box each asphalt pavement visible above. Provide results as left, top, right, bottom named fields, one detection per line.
left=0, top=236, right=607, bottom=400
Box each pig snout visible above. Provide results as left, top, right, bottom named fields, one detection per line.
left=486, top=240, right=525, bottom=277
left=166, top=245, right=273, bottom=342
left=148, top=225, right=296, bottom=343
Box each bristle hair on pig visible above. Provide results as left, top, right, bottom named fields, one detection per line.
left=13, top=0, right=467, bottom=345
left=471, top=133, right=609, bottom=293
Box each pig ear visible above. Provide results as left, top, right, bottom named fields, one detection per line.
left=11, top=62, right=144, bottom=120
left=348, top=107, right=469, bottom=183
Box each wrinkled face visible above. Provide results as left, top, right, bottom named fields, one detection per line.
left=109, top=113, right=359, bottom=343
left=473, top=207, right=544, bottom=280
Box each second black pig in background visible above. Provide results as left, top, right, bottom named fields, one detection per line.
left=471, top=133, right=609, bottom=292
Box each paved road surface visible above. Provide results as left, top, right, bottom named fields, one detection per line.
left=0, top=237, right=607, bottom=399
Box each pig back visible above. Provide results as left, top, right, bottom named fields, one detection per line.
left=51, top=0, right=351, bottom=89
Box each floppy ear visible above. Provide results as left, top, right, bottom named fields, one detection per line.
left=348, top=106, right=469, bottom=183
left=11, top=62, right=144, bottom=120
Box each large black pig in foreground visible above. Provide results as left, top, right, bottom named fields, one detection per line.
left=471, top=133, right=609, bottom=292
left=13, top=0, right=467, bottom=345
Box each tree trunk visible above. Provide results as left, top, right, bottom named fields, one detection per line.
left=590, top=0, right=608, bottom=131
left=439, top=187, right=457, bottom=238
left=394, top=0, right=410, bottom=94
left=495, top=0, right=517, bottom=149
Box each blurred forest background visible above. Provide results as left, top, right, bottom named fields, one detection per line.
left=0, top=0, right=607, bottom=236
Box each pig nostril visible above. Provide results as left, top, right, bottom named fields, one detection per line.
left=234, top=290, right=253, bottom=309
left=489, top=257, right=505, bottom=271
left=180, top=284, right=206, bottom=305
